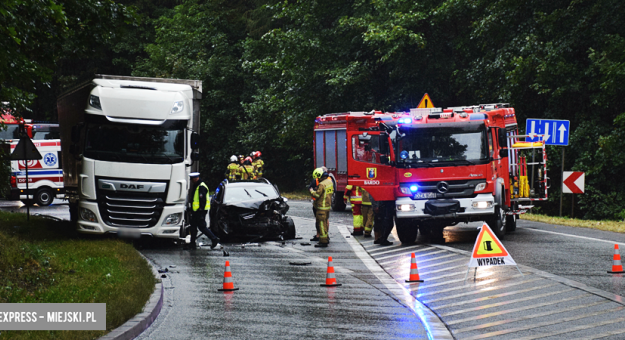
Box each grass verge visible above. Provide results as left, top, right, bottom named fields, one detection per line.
left=0, top=211, right=156, bottom=340
left=281, top=190, right=311, bottom=201
left=521, top=213, right=625, bottom=233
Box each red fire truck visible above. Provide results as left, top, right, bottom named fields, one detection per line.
left=313, top=103, right=548, bottom=243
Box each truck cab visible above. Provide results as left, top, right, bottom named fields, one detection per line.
left=58, top=75, right=202, bottom=239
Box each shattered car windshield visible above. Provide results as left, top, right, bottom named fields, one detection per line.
left=224, top=185, right=279, bottom=203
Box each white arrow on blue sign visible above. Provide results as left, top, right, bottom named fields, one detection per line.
left=525, top=119, right=570, bottom=146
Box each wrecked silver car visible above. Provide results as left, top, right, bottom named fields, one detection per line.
left=209, top=179, right=295, bottom=241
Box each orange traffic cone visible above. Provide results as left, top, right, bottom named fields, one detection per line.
left=405, top=252, right=424, bottom=283
left=218, top=261, right=240, bottom=291
left=608, top=244, right=625, bottom=274
left=320, top=256, right=342, bottom=287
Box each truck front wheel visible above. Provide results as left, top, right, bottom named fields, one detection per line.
left=331, top=191, right=346, bottom=211
left=487, top=204, right=507, bottom=239
left=395, top=217, right=418, bottom=244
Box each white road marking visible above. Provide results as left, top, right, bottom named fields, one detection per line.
left=440, top=288, right=574, bottom=317
left=526, top=227, right=625, bottom=247
left=464, top=306, right=625, bottom=340
left=454, top=300, right=609, bottom=334
left=446, top=293, right=590, bottom=325
left=422, top=277, right=542, bottom=304
left=433, top=283, right=555, bottom=309
left=368, top=244, right=423, bottom=256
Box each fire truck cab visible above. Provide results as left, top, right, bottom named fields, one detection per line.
left=314, top=103, right=548, bottom=243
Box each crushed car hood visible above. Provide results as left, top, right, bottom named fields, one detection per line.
left=227, top=197, right=289, bottom=212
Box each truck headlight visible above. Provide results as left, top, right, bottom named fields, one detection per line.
left=162, top=213, right=182, bottom=225
left=475, top=182, right=487, bottom=191
left=472, top=201, right=492, bottom=209
left=80, top=208, right=98, bottom=222
left=89, top=95, right=102, bottom=110
left=170, top=100, right=184, bottom=114
left=397, top=204, right=415, bottom=211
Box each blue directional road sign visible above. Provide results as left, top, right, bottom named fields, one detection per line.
left=525, top=119, right=570, bottom=146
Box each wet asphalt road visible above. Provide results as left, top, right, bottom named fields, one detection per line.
left=3, top=198, right=625, bottom=338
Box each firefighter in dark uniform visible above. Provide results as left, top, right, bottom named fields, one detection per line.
left=186, top=172, right=220, bottom=250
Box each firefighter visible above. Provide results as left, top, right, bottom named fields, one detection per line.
left=185, top=172, right=220, bottom=250
left=251, top=151, right=264, bottom=178
left=225, top=155, right=239, bottom=181
left=343, top=185, right=364, bottom=236
left=361, top=188, right=374, bottom=238
left=239, top=157, right=256, bottom=180
left=309, top=168, right=333, bottom=247
left=308, top=166, right=327, bottom=242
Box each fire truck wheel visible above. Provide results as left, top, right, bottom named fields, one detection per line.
left=487, top=205, right=506, bottom=239
left=331, top=191, right=346, bottom=211
left=506, top=214, right=517, bottom=232
left=35, top=188, right=54, bottom=206
left=395, top=218, right=417, bottom=244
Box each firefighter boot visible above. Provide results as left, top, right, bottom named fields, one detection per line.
left=351, top=228, right=364, bottom=236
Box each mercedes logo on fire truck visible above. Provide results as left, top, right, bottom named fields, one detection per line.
left=436, top=181, right=449, bottom=194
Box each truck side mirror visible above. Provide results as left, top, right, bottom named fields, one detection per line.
left=191, top=132, right=200, bottom=150
left=379, top=132, right=389, bottom=154
left=499, top=148, right=508, bottom=158
left=191, top=151, right=200, bottom=161
left=498, top=127, right=507, bottom=148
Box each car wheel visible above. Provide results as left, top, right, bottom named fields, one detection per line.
left=35, top=188, right=54, bottom=206
left=331, top=191, right=346, bottom=211
left=395, top=217, right=417, bottom=244
left=211, top=212, right=231, bottom=241
left=283, top=217, right=296, bottom=240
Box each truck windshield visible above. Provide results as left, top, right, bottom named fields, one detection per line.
left=0, top=125, right=19, bottom=140
left=396, top=123, right=488, bottom=167
left=84, top=120, right=186, bottom=164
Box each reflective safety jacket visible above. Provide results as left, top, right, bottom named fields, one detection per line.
left=252, top=159, right=264, bottom=177
left=361, top=188, right=372, bottom=206
left=239, top=164, right=256, bottom=180
left=193, top=182, right=210, bottom=211
left=310, top=177, right=334, bottom=210
left=226, top=162, right=239, bottom=181
left=343, top=185, right=363, bottom=204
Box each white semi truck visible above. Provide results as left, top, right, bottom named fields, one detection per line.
left=57, top=75, right=201, bottom=238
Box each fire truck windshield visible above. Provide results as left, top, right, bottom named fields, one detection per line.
left=396, top=123, right=489, bottom=167
left=84, top=119, right=186, bottom=164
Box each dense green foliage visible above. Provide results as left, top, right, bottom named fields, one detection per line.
left=2, top=0, right=624, bottom=220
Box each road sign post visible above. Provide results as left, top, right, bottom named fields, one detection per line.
left=10, top=136, right=42, bottom=220
left=526, top=119, right=571, bottom=216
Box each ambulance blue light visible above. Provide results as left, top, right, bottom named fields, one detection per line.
left=410, top=185, right=419, bottom=192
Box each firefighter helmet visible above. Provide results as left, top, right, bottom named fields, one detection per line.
left=312, top=168, right=324, bottom=179
left=245, top=156, right=253, bottom=163
left=254, top=151, right=262, bottom=158
left=230, top=155, right=238, bottom=162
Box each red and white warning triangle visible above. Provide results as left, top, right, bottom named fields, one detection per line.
left=468, top=223, right=517, bottom=268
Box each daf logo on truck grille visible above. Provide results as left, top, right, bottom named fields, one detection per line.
left=98, top=179, right=167, bottom=193
left=436, top=181, right=449, bottom=193
left=120, top=184, right=144, bottom=189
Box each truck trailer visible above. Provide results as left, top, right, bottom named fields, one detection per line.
left=57, top=75, right=201, bottom=238
left=314, top=103, right=548, bottom=243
